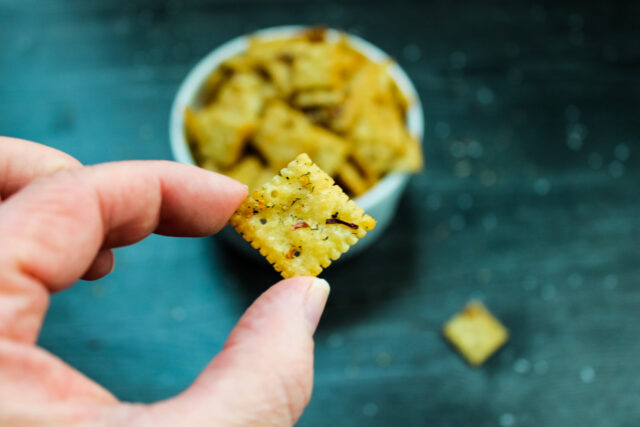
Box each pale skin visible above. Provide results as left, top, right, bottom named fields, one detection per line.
left=0, top=137, right=330, bottom=426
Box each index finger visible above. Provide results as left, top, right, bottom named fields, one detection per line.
left=0, top=160, right=247, bottom=343
left=0, top=137, right=82, bottom=200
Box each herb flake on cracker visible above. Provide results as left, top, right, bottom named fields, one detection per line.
left=229, top=153, right=376, bottom=278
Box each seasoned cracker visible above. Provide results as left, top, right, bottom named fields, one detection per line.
left=393, top=134, right=424, bottom=173
left=291, top=43, right=341, bottom=90
left=336, top=160, right=372, bottom=197
left=215, top=71, right=275, bottom=114
left=224, top=156, right=261, bottom=187
left=337, top=62, right=418, bottom=180
left=185, top=105, right=255, bottom=169
left=292, top=88, right=343, bottom=108
left=224, top=155, right=276, bottom=192
left=229, top=153, right=376, bottom=278
left=187, top=72, right=272, bottom=169
left=188, top=31, right=424, bottom=197
left=443, top=301, right=509, bottom=366
left=253, top=100, right=348, bottom=176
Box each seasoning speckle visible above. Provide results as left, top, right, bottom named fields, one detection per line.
left=292, top=220, right=310, bottom=230
left=326, top=218, right=358, bottom=229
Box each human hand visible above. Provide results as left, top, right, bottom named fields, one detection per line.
left=0, top=137, right=330, bottom=426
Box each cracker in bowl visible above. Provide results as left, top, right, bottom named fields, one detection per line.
left=230, top=153, right=376, bottom=278
left=184, top=28, right=423, bottom=199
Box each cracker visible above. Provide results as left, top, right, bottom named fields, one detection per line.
left=349, top=103, right=408, bottom=180
left=252, top=167, right=276, bottom=191
left=291, top=43, right=341, bottom=90
left=337, top=63, right=419, bottom=180
left=336, top=160, right=372, bottom=197
left=189, top=32, right=424, bottom=197
left=393, top=134, right=424, bottom=173
left=246, top=38, right=306, bottom=97
left=292, top=89, right=343, bottom=108
left=253, top=100, right=348, bottom=176
left=187, top=72, right=271, bottom=169
left=442, top=301, right=509, bottom=366
left=216, top=71, right=275, bottom=115
left=225, top=155, right=276, bottom=192
left=328, top=61, right=389, bottom=133
left=224, top=156, right=263, bottom=188
left=185, top=105, right=255, bottom=169
left=229, top=153, right=376, bottom=278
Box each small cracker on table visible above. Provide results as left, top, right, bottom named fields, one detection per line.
left=442, top=301, right=509, bottom=367
left=229, top=153, right=376, bottom=278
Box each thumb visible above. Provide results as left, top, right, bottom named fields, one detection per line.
left=141, top=276, right=330, bottom=426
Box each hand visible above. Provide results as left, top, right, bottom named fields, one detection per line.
left=0, top=137, right=330, bottom=426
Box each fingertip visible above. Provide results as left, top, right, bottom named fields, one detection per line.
left=303, top=278, right=330, bottom=333
left=207, top=171, right=248, bottom=204
left=268, top=276, right=330, bottom=333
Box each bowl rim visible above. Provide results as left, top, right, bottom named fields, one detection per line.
left=169, top=25, right=424, bottom=210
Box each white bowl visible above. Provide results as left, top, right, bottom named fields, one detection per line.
left=169, top=26, right=424, bottom=258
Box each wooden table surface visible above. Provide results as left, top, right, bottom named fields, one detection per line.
left=1, top=1, right=639, bottom=425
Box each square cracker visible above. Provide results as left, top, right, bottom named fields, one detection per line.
left=442, top=301, right=509, bottom=366
left=186, top=72, right=272, bottom=169
left=336, top=160, right=372, bottom=197
left=224, top=155, right=275, bottom=192
left=185, top=106, right=255, bottom=169
left=229, top=153, right=376, bottom=278
left=253, top=100, right=348, bottom=176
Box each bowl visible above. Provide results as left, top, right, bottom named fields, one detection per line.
left=169, top=26, right=424, bottom=258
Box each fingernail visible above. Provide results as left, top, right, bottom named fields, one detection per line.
left=304, top=278, right=330, bottom=333
left=108, top=253, right=116, bottom=274
left=45, top=159, right=76, bottom=175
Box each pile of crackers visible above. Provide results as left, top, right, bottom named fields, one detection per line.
left=185, top=28, right=423, bottom=197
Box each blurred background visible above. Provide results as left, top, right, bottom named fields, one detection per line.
left=1, top=0, right=639, bottom=426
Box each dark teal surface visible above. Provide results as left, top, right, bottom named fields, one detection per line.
left=1, top=1, right=640, bottom=426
